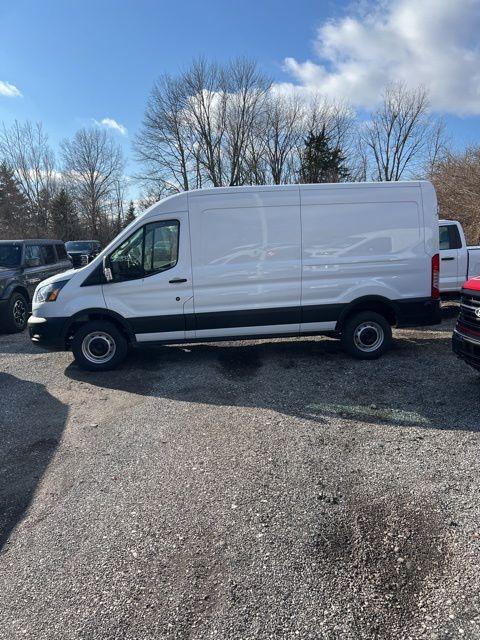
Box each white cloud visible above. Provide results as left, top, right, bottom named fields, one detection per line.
left=281, top=0, right=480, bottom=115
left=95, top=117, right=127, bottom=135
left=0, top=81, right=22, bottom=98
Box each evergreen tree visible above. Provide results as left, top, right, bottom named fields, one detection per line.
left=124, top=200, right=136, bottom=227
left=0, top=163, right=29, bottom=238
left=299, top=126, right=350, bottom=184
left=49, top=188, right=77, bottom=240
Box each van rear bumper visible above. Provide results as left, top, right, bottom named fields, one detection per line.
left=393, top=298, right=441, bottom=327
left=28, top=315, right=68, bottom=350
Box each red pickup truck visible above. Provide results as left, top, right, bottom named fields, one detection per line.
left=452, top=276, right=480, bottom=372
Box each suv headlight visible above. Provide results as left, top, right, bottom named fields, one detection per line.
left=34, top=280, right=69, bottom=303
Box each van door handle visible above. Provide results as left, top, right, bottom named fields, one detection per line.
left=441, top=257, right=455, bottom=261
left=169, top=278, right=188, bottom=283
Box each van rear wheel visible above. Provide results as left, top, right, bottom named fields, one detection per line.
left=341, top=311, right=392, bottom=360
left=71, top=321, right=128, bottom=371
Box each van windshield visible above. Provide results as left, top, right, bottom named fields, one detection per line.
left=0, top=244, right=22, bottom=268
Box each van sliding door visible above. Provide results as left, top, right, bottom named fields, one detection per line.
left=189, top=188, right=301, bottom=338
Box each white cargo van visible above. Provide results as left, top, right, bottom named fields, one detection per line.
left=28, top=181, right=441, bottom=370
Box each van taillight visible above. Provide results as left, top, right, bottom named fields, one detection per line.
left=431, top=253, right=440, bottom=299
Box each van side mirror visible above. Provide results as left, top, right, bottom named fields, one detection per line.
left=103, top=256, right=113, bottom=282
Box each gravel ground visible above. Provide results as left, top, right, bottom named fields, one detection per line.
left=1, top=309, right=480, bottom=640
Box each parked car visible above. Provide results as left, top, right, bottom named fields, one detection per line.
left=0, top=240, right=72, bottom=333
left=28, top=181, right=441, bottom=371
left=65, top=240, right=101, bottom=268
left=439, top=220, right=480, bottom=295
left=452, top=276, right=480, bottom=373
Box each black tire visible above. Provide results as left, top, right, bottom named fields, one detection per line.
left=341, top=311, right=392, bottom=360
left=1, top=292, right=29, bottom=333
left=71, top=321, right=128, bottom=371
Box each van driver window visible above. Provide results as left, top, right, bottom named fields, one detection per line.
left=144, top=221, right=179, bottom=274
left=108, top=220, right=179, bottom=281
left=109, top=227, right=144, bottom=281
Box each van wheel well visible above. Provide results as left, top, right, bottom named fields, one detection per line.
left=65, top=312, right=132, bottom=348
left=337, top=299, right=396, bottom=331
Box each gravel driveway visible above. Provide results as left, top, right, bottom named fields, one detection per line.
left=1, top=312, right=479, bottom=639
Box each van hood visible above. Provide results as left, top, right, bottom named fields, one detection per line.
left=37, top=268, right=78, bottom=288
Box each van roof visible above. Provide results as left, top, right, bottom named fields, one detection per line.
left=140, top=180, right=433, bottom=223
left=186, top=180, right=428, bottom=198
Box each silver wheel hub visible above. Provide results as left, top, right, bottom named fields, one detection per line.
left=81, top=331, right=116, bottom=364
left=13, top=299, right=27, bottom=327
left=353, top=321, right=384, bottom=353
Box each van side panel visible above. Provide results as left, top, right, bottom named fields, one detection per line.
left=189, top=189, right=302, bottom=337
left=300, top=184, right=429, bottom=325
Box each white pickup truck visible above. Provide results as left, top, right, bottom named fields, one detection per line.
left=439, top=220, right=480, bottom=295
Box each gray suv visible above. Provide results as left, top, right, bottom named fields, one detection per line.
left=0, top=240, right=72, bottom=333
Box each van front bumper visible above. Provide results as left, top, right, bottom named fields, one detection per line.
left=452, top=329, right=480, bottom=371
left=28, top=315, right=68, bottom=350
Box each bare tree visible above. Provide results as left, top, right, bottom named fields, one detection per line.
left=136, top=58, right=271, bottom=191
left=361, top=83, right=443, bottom=181
left=0, top=120, right=57, bottom=235
left=134, top=74, right=198, bottom=195
left=220, top=58, right=271, bottom=185
left=61, top=128, right=124, bottom=241
left=261, top=91, right=303, bottom=184
left=183, top=58, right=227, bottom=187
left=109, top=176, right=128, bottom=234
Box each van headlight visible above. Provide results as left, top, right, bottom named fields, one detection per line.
left=34, top=280, right=69, bottom=303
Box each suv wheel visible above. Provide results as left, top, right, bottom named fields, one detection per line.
left=341, top=311, right=392, bottom=360
left=71, top=321, right=128, bottom=371
left=2, top=292, right=29, bottom=333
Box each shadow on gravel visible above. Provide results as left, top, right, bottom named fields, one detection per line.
left=65, top=327, right=480, bottom=433
left=0, top=373, right=68, bottom=552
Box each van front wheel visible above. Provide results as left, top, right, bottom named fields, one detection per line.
left=71, top=321, right=128, bottom=371
left=341, top=311, right=392, bottom=360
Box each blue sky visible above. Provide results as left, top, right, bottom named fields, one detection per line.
left=1, top=0, right=480, bottom=185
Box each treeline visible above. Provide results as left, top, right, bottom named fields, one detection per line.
left=133, top=59, right=480, bottom=243
left=133, top=60, right=444, bottom=193
left=1, top=57, right=480, bottom=244
left=0, top=122, right=135, bottom=244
